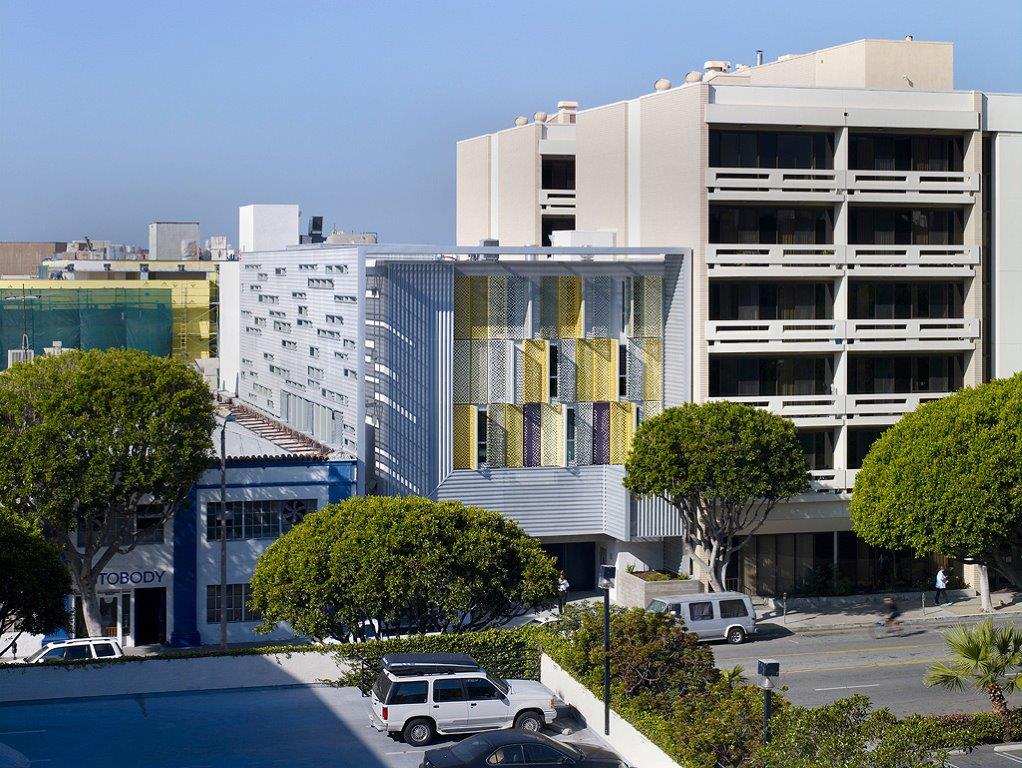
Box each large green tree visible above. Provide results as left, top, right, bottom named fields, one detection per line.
left=249, top=496, right=559, bottom=641
left=624, top=401, right=808, bottom=592
left=0, top=349, right=214, bottom=636
left=0, top=512, right=71, bottom=655
left=850, top=374, right=1022, bottom=590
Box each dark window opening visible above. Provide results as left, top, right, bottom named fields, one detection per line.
left=849, top=207, right=965, bottom=246
left=710, top=281, right=834, bottom=320
left=710, top=205, right=834, bottom=245
left=848, top=354, right=964, bottom=395
left=798, top=429, right=834, bottom=470
left=541, top=155, right=576, bottom=189
left=710, top=129, right=834, bottom=169
left=709, top=355, right=833, bottom=397
left=849, top=281, right=964, bottom=319
left=849, top=132, right=965, bottom=172
left=542, top=216, right=575, bottom=247
left=848, top=427, right=888, bottom=469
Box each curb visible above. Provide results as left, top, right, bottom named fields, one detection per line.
left=994, top=743, right=1022, bottom=753
left=757, top=610, right=1014, bottom=637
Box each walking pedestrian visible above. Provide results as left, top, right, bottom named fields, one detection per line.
left=557, top=572, right=570, bottom=614
left=935, top=566, right=949, bottom=605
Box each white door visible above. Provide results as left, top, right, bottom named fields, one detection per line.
left=431, top=679, right=469, bottom=731
left=464, top=677, right=511, bottom=729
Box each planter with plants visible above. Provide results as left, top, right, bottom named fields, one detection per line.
left=616, top=565, right=702, bottom=609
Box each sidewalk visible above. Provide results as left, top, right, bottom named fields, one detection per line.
left=756, top=590, right=1022, bottom=634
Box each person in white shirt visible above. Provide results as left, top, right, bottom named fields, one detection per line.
left=557, top=573, right=570, bottom=613
left=935, top=567, right=949, bottom=605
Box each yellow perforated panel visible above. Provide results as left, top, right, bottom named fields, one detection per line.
left=521, top=339, right=548, bottom=403
left=575, top=339, right=594, bottom=402
left=454, top=276, right=471, bottom=339
left=541, top=403, right=563, bottom=466
left=470, top=276, right=489, bottom=339
left=503, top=404, right=524, bottom=468
left=591, top=338, right=618, bottom=401
left=557, top=276, right=582, bottom=339
left=643, top=338, right=663, bottom=401
left=453, top=405, right=477, bottom=469
left=610, top=401, right=636, bottom=465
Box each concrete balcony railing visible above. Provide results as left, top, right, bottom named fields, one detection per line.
left=808, top=468, right=850, bottom=493
left=708, top=393, right=842, bottom=426
left=846, top=391, right=951, bottom=417
left=706, top=319, right=843, bottom=352
left=706, top=244, right=845, bottom=276
left=540, top=188, right=576, bottom=213
left=707, top=167, right=843, bottom=201
left=846, top=169, right=978, bottom=203
left=846, top=244, right=979, bottom=277
left=845, top=318, right=979, bottom=351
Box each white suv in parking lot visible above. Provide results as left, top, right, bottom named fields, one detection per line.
left=368, top=653, right=559, bottom=747
left=24, top=637, right=124, bottom=663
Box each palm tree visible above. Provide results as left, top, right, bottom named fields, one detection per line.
left=924, top=619, right=1022, bottom=719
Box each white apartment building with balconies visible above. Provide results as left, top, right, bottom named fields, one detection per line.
left=457, top=37, right=1022, bottom=595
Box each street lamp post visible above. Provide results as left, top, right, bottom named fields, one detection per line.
left=219, top=412, right=236, bottom=650
left=758, top=659, right=780, bottom=743
left=597, top=564, right=616, bottom=736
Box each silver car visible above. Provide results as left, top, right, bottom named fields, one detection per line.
left=648, top=591, right=757, bottom=644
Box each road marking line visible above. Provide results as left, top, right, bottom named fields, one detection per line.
left=722, top=642, right=936, bottom=661
left=783, top=657, right=946, bottom=674
left=0, top=730, right=45, bottom=735
left=1000, top=755, right=1022, bottom=764
left=813, top=683, right=882, bottom=692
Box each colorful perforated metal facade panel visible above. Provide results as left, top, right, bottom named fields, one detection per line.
left=451, top=271, right=664, bottom=470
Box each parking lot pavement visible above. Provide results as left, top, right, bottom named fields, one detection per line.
left=0, top=684, right=616, bottom=768
left=945, top=745, right=1022, bottom=767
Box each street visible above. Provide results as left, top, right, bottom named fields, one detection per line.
left=715, top=617, right=1022, bottom=716
left=0, top=686, right=611, bottom=768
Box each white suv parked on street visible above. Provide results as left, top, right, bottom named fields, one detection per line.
left=24, top=637, right=124, bottom=663
left=368, top=653, right=559, bottom=747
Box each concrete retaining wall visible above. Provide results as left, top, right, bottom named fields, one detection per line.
left=0, top=651, right=348, bottom=704
left=616, top=569, right=702, bottom=609
left=766, top=588, right=972, bottom=613
left=540, top=654, right=681, bottom=768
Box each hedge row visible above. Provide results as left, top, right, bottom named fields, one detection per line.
left=333, top=627, right=543, bottom=690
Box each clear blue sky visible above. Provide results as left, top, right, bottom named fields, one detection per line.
left=1, top=0, right=1020, bottom=248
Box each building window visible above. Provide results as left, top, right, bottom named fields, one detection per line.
left=274, top=267, right=286, bottom=276
left=309, top=346, right=320, bottom=358
left=308, top=278, right=334, bottom=289
left=298, top=306, right=308, bottom=316
left=549, top=342, right=559, bottom=398
left=566, top=407, right=576, bottom=465
left=618, top=344, right=628, bottom=398
left=135, top=505, right=165, bottom=545
left=476, top=407, right=488, bottom=467
left=206, top=499, right=316, bottom=540
left=205, top=583, right=260, bottom=624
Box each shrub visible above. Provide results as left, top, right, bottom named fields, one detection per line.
left=632, top=569, right=688, bottom=582
left=672, top=680, right=781, bottom=768
left=924, top=711, right=1021, bottom=746
left=545, top=603, right=718, bottom=715
left=333, top=627, right=542, bottom=690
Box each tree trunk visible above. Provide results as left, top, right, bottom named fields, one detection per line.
left=708, top=565, right=726, bottom=593
left=988, top=682, right=1010, bottom=719
left=978, top=566, right=993, bottom=613
left=77, top=579, right=103, bottom=638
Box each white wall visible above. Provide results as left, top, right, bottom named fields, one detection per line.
left=0, top=651, right=347, bottom=704
left=541, top=654, right=682, bottom=768
left=994, top=132, right=1022, bottom=377
left=218, top=260, right=240, bottom=393
left=238, top=204, right=300, bottom=253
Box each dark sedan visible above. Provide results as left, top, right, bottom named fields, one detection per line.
left=419, top=729, right=628, bottom=768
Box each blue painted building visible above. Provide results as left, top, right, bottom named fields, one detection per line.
left=75, top=406, right=357, bottom=649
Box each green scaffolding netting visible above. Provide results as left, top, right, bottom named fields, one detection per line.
left=0, top=287, right=173, bottom=369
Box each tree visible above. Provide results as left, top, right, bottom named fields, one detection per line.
left=624, top=401, right=808, bottom=592
left=552, top=603, right=719, bottom=714
left=924, top=619, right=1022, bottom=723
left=0, top=513, right=71, bottom=655
left=249, top=496, right=559, bottom=641
left=850, top=374, right=1022, bottom=591
left=0, top=350, right=214, bottom=636
left=751, top=696, right=958, bottom=768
